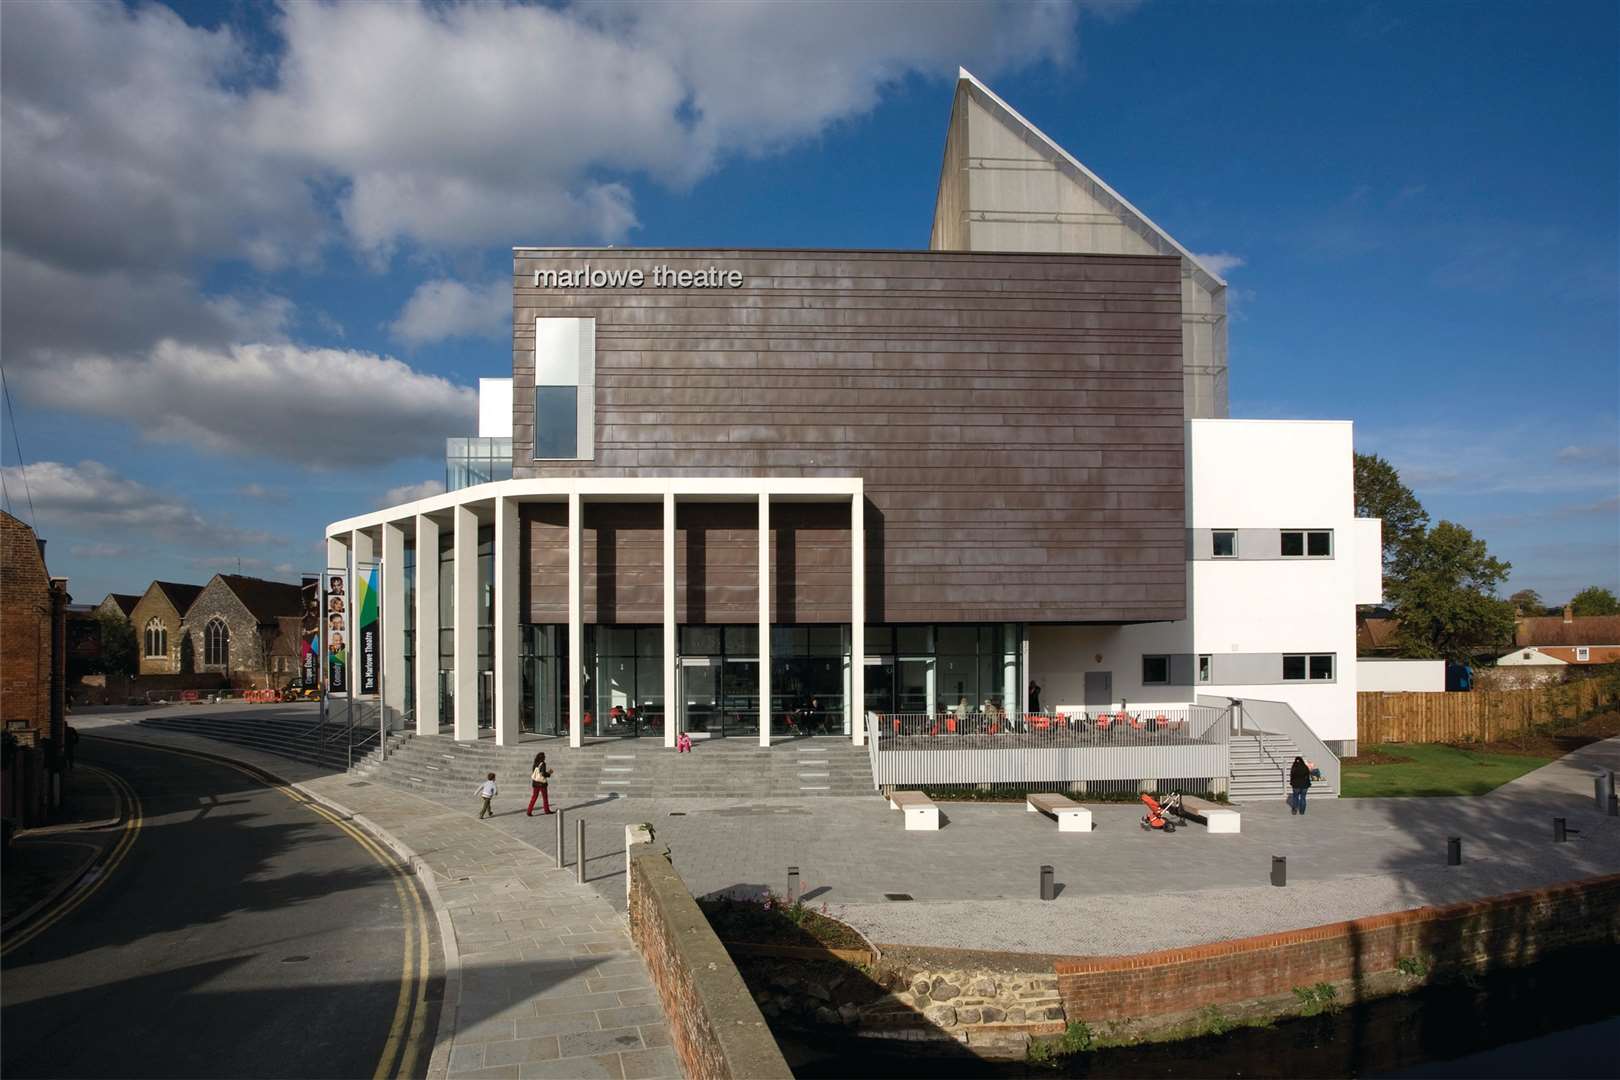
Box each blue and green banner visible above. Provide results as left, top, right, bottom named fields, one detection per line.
left=355, top=562, right=381, bottom=698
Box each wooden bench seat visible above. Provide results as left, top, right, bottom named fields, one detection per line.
left=888, top=789, right=940, bottom=831
left=1026, top=792, right=1092, bottom=833
left=1174, top=795, right=1241, bottom=834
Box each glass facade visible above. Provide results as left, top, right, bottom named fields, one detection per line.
left=403, top=543, right=415, bottom=718
left=863, top=623, right=1021, bottom=718
left=533, top=388, right=578, bottom=460
left=445, top=437, right=513, bottom=492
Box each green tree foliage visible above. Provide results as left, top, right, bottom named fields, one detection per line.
left=94, top=611, right=138, bottom=676
left=1354, top=452, right=1429, bottom=568
left=1386, top=521, right=1516, bottom=660
left=1569, top=586, right=1620, bottom=617
left=1508, top=588, right=1546, bottom=616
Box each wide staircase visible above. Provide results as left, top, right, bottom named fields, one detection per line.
left=1229, top=733, right=1337, bottom=801
left=135, top=707, right=406, bottom=773
left=352, top=734, right=877, bottom=803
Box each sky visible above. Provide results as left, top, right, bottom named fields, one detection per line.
left=0, top=0, right=1615, bottom=608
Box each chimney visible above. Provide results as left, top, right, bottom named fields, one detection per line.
left=1563, top=604, right=1574, bottom=624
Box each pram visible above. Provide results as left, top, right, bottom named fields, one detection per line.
left=1140, top=790, right=1183, bottom=832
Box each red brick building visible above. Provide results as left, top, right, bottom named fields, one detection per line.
left=1, top=510, right=67, bottom=824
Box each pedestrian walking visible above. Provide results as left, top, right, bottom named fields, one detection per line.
left=65, top=725, right=79, bottom=771
left=1289, top=756, right=1311, bottom=815
left=477, top=772, right=498, bottom=819
left=527, top=752, right=553, bottom=816
left=1027, top=679, right=1042, bottom=714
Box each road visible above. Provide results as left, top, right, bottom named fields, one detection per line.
left=1, top=737, right=441, bottom=1079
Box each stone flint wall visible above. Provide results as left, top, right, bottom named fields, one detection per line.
left=626, top=848, right=793, bottom=1080
left=1055, top=873, right=1620, bottom=1022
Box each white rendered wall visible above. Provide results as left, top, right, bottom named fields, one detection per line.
left=478, top=378, right=513, bottom=438
left=1029, top=420, right=1371, bottom=744
left=1357, top=659, right=1445, bottom=692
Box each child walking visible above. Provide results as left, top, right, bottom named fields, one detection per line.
left=527, top=753, right=553, bottom=816
left=477, top=772, right=498, bottom=819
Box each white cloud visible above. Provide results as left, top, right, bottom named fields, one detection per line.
left=379, top=479, right=446, bottom=508
left=13, top=343, right=476, bottom=466
left=1192, top=251, right=1245, bottom=278
left=1555, top=443, right=1620, bottom=468
left=238, top=483, right=289, bottom=503
left=391, top=278, right=511, bottom=346
left=1, top=460, right=277, bottom=550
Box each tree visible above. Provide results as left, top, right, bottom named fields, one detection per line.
left=93, top=611, right=138, bottom=677
left=1385, top=520, right=1516, bottom=661
left=1569, top=586, right=1620, bottom=617
left=1508, top=588, right=1546, bottom=616
left=1353, top=452, right=1429, bottom=571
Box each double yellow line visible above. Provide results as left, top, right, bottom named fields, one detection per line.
left=66, top=738, right=432, bottom=1080
left=2, top=764, right=143, bottom=958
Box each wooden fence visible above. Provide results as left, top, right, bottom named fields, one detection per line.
left=1357, top=673, right=1620, bottom=745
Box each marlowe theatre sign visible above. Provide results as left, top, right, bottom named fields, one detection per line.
left=533, top=264, right=743, bottom=289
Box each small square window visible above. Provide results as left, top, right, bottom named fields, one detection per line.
left=1309, top=654, right=1335, bottom=680
left=1307, top=531, right=1333, bottom=557
left=1281, top=531, right=1305, bottom=557
left=1282, top=654, right=1307, bottom=681
left=1576, top=647, right=1590, bottom=662
left=1198, top=655, right=1212, bottom=683
left=1142, top=655, right=1170, bottom=685
left=1212, top=531, right=1237, bottom=558
left=1281, top=530, right=1333, bottom=558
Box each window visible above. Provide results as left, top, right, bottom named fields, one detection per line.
left=1198, top=654, right=1212, bottom=683
left=205, top=618, right=230, bottom=668
left=1212, top=530, right=1237, bottom=558
left=533, top=316, right=593, bottom=460
left=533, top=386, right=578, bottom=459
left=144, top=618, right=167, bottom=658
left=1281, top=530, right=1333, bottom=558
left=1142, top=655, right=1171, bottom=685
left=1283, top=653, right=1335, bottom=681
left=1576, top=647, right=1590, bottom=662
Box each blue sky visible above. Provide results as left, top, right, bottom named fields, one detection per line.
left=0, top=0, right=1614, bottom=607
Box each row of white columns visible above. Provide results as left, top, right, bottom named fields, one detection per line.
left=339, top=491, right=866, bottom=750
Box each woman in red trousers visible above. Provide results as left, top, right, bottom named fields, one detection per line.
left=526, top=752, right=554, bottom=815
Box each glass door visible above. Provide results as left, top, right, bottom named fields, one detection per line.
left=678, top=658, right=717, bottom=736
left=721, top=659, right=760, bottom=738
left=897, top=657, right=935, bottom=716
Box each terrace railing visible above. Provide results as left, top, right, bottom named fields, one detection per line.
left=866, top=705, right=1228, bottom=788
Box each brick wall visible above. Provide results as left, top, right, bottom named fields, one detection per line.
left=1, top=512, right=52, bottom=733
left=626, top=848, right=792, bottom=1080
left=1055, top=874, right=1620, bottom=1022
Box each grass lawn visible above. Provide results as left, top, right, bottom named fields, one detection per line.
left=1340, top=743, right=1556, bottom=798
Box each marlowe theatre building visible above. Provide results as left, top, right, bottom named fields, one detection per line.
left=327, top=71, right=1381, bottom=768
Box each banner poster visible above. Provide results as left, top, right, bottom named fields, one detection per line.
left=300, top=576, right=320, bottom=690
left=354, top=561, right=381, bottom=698
left=323, top=567, right=349, bottom=696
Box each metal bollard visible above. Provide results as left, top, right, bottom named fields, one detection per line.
left=1610, top=793, right=1618, bottom=818
left=787, top=866, right=799, bottom=904
left=576, top=818, right=586, bottom=884
left=1447, top=837, right=1461, bottom=866
left=556, top=809, right=565, bottom=868
left=1271, top=856, right=1286, bottom=887
left=1553, top=817, right=1567, bottom=843
left=1040, top=864, right=1055, bottom=901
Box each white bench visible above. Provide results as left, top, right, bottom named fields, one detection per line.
left=1175, top=795, right=1241, bottom=834
left=888, top=790, right=939, bottom=831
left=1027, top=793, right=1092, bottom=833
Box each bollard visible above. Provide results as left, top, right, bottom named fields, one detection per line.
left=787, top=866, right=799, bottom=904
left=556, top=809, right=566, bottom=868
left=1040, top=864, right=1055, bottom=901
left=1553, top=817, right=1567, bottom=843
left=1271, top=856, right=1286, bottom=887
left=576, top=818, right=586, bottom=884
left=1610, top=793, right=1618, bottom=818
left=1447, top=837, right=1461, bottom=866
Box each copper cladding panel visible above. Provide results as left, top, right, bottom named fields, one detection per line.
left=514, top=249, right=1184, bottom=624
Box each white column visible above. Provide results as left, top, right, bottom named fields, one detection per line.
left=850, top=494, right=865, bottom=745
left=349, top=529, right=375, bottom=566
left=452, top=503, right=478, bottom=741
left=663, top=491, right=677, bottom=749
left=381, top=521, right=406, bottom=729
left=325, top=536, right=348, bottom=570
left=494, top=496, right=519, bottom=746
left=568, top=491, right=583, bottom=748
left=758, top=493, right=771, bottom=747
left=414, top=514, right=440, bottom=736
